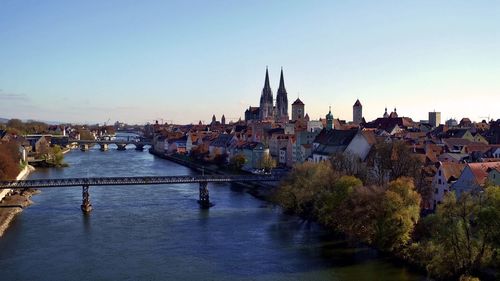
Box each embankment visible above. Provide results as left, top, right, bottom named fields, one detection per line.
left=149, top=149, right=278, bottom=200
left=0, top=165, right=37, bottom=237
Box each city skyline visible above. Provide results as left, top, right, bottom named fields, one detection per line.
left=1, top=1, right=499, bottom=124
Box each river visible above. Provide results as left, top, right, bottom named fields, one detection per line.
left=0, top=143, right=426, bottom=281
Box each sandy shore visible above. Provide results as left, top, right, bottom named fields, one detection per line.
left=0, top=165, right=37, bottom=238
left=0, top=189, right=40, bottom=237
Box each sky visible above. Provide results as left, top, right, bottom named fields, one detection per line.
left=0, top=0, right=499, bottom=125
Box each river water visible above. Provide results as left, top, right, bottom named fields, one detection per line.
left=0, top=143, right=426, bottom=280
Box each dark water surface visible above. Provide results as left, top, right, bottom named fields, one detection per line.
left=0, top=145, right=425, bottom=280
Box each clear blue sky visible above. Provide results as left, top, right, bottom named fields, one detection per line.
left=1, top=0, right=498, bottom=124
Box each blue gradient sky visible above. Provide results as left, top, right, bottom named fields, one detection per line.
left=0, top=0, right=498, bottom=124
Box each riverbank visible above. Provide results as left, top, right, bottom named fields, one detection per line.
left=148, top=149, right=278, bottom=200
left=0, top=165, right=38, bottom=237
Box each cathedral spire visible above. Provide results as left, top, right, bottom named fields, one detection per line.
left=259, top=66, right=274, bottom=120
left=276, top=67, right=289, bottom=122
left=264, top=66, right=271, bottom=92
left=278, top=67, right=286, bottom=91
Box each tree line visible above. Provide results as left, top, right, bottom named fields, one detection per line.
left=273, top=141, right=499, bottom=280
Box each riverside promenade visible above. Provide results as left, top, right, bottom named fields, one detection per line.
left=148, top=149, right=281, bottom=199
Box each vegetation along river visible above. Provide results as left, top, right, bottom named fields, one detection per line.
left=0, top=142, right=426, bottom=280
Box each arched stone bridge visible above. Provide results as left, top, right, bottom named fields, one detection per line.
left=70, top=139, right=152, bottom=151
left=0, top=175, right=282, bottom=212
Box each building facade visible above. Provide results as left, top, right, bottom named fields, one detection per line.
left=429, top=111, right=441, bottom=127
left=353, top=99, right=362, bottom=124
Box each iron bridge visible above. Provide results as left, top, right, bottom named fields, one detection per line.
left=0, top=175, right=282, bottom=212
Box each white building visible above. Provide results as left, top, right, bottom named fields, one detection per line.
left=430, top=162, right=465, bottom=210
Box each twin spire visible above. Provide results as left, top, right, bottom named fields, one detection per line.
left=259, top=67, right=288, bottom=121
left=263, top=66, right=286, bottom=93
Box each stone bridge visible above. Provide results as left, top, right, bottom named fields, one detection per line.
left=70, top=139, right=152, bottom=151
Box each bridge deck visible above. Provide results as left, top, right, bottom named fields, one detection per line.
left=71, top=140, right=152, bottom=145
left=0, top=175, right=282, bottom=189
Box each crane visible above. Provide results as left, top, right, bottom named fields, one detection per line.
left=479, top=115, right=491, bottom=122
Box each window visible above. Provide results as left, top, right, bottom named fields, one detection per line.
left=438, top=179, right=442, bottom=185
left=435, top=188, right=438, bottom=194
left=439, top=170, right=442, bottom=176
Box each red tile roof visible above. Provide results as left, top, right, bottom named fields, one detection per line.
left=468, top=162, right=500, bottom=185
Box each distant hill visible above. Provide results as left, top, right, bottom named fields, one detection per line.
left=0, top=117, right=8, bottom=124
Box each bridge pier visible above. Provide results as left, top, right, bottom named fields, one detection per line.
left=81, top=185, right=93, bottom=213
left=80, top=144, right=90, bottom=151
left=116, top=143, right=127, bottom=150
left=100, top=143, right=109, bottom=151
left=135, top=144, right=144, bottom=151
left=198, top=181, right=213, bottom=208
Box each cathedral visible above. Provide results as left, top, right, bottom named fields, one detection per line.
left=245, top=67, right=289, bottom=122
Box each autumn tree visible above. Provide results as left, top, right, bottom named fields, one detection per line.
left=338, top=177, right=421, bottom=251
left=0, top=142, right=21, bottom=180
left=314, top=175, right=362, bottom=228
left=376, top=177, right=421, bottom=251
left=259, top=153, right=276, bottom=172
left=367, top=141, right=422, bottom=185
left=274, top=161, right=336, bottom=218
left=422, top=186, right=500, bottom=279
left=229, top=154, right=246, bottom=171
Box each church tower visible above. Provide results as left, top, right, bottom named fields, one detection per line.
left=276, top=67, right=289, bottom=122
left=259, top=67, right=274, bottom=121
left=291, top=98, right=305, bottom=121
left=326, top=106, right=334, bottom=130
left=353, top=99, right=362, bottom=124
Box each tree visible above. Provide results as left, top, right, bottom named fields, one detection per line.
left=6, top=119, right=24, bottom=132
left=259, top=153, right=276, bottom=172
left=47, top=145, right=65, bottom=166
left=367, top=141, right=422, bottom=185
left=229, top=154, right=246, bottom=171
left=338, top=177, right=421, bottom=252
left=375, top=177, right=421, bottom=251
left=423, top=186, right=500, bottom=279
left=337, top=184, right=385, bottom=244
left=213, top=153, right=228, bottom=166
left=314, top=175, right=362, bottom=228
left=0, top=142, right=21, bottom=180
left=274, top=162, right=336, bottom=217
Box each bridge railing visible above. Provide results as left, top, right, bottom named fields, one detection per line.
left=0, top=175, right=282, bottom=189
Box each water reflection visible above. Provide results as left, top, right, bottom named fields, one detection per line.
left=0, top=148, right=425, bottom=281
